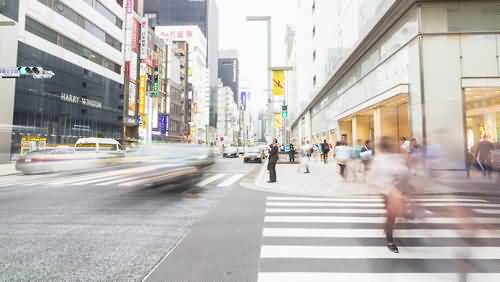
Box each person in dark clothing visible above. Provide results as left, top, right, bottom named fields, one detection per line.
left=321, top=140, right=330, bottom=164
left=288, top=144, right=296, bottom=163
left=267, top=138, right=279, bottom=183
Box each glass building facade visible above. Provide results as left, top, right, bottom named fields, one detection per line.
left=11, top=43, right=123, bottom=154
left=144, top=0, right=208, bottom=36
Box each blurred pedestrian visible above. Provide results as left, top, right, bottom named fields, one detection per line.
left=367, top=136, right=409, bottom=253
left=400, top=137, right=410, bottom=154
left=267, top=138, right=279, bottom=183
left=321, top=139, right=330, bottom=164
left=408, top=138, right=422, bottom=176
left=360, top=140, right=373, bottom=181
left=475, top=135, right=494, bottom=178
left=288, top=144, right=296, bottom=163
left=302, top=141, right=313, bottom=173
left=335, top=140, right=351, bottom=180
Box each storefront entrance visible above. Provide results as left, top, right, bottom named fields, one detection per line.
left=339, top=94, right=410, bottom=146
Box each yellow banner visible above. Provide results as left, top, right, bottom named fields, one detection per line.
left=273, top=112, right=282, bottom=129
left=272, top=70, right=285, bottom=96
left=138, top=75, right=146, bottom=128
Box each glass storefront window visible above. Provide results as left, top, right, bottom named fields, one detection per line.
left=464, top=88, right=500, bottom=151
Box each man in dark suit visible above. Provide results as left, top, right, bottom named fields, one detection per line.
left=267, top=138, right=279, bottom=183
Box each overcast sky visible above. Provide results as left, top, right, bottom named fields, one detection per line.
left=216, top=0, right=297, bottom=113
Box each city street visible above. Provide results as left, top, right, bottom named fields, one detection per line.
left=0, top=157, right=255, bottom=281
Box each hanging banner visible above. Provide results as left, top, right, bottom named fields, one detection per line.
left=273, top=112, right=282, bottom=129
left=272, top=70, right=285, bottom=96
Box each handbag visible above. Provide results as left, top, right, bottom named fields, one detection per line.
left=360, top=146, right=373, bottom=161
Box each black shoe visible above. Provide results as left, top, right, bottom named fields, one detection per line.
left=304, top=171, right=310, bottom=174
left=267, top=180, right=276, bottom=183
left=387, top=242, right=399, bottom=253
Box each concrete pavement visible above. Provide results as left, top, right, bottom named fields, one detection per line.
left=244, top=158, right=500, bottom=197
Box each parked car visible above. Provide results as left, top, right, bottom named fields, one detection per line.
left=243, top=147, right=263, bottom=163
left=223, top=146, right=238, bottom=158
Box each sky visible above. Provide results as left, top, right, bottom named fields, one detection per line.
left=216, top=0, right=297, bottom=114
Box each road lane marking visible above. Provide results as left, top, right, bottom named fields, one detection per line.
left=264, top=216, right=500, bottom=224
left=257, top=273, right=500, bottom=282
left=217, top=174, right=244, bottom=187
left=262, top=228, right=500, bottom=238
left=196, top=173, right=226, bottom=187
left=260, top=245, right=500, bottom=259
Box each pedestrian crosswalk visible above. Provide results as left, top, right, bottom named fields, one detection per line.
left=258, top=195, right=500, bottom=282
left=0, top=170, right=245, bottom=189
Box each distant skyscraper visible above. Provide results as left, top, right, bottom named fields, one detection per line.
left=218, top=50, right=239, bottom=104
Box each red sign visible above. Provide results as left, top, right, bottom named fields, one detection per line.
left=131, top=20, right=139, bottom=53
left=124, top=61, right=130, bottom=80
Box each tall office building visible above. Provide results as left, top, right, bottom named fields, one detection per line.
left=218, top=50, right=239, bottom=104
left=144, top=0, right=219, bottom=130
left=0, top=0, right=125, bottom=161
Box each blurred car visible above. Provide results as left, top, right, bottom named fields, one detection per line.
left=223, top=146, right=238, bottom=158
left=237, top=146, right=245, bottom=155
left=243, top=147, right=263, bottom=163
left=16, top=138, right=125, bottom=174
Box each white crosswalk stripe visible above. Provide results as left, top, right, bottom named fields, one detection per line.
left=258, top=195, right=500, bottom=282
left=258, top=273, right=500, bottom=282
left=217, top=174, right=244, bottom=187
left=196, top=173, right=226, bottom=187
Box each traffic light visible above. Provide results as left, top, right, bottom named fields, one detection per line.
left=17, top=66, right=43, bottom=76
left=281, top=105, right=288, bottom=119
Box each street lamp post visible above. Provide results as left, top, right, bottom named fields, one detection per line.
left=246, top=16, right=271, bottom=143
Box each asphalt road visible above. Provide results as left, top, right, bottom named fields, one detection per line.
left=0, top=156, right=256, bottom=281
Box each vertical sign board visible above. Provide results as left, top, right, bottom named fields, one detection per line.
left=272, top=70, right=285, bottom=97
left=131, top=19, right=139, bottom=54
left=140, top=17, right=149, bottom=60
left=159, top=114, right=169, bottom=136
left=240, top=91, right=247, bottom=111
left=128, top=82, right=136, bottom=116
left=139, top=63, right=147, bottom=128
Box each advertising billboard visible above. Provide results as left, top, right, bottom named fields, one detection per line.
left=272, top=70, right=285, bottom=96
left=140, top=17, right=149, bottom=59
left=128, top=82, right=136, bottom=116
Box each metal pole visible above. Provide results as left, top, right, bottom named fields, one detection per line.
left=267, top=18, right=272, bottom=142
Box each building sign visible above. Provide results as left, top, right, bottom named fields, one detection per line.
left=0, top=67, right=20, bottom=78
left=240, top=91, right=247, bottom=111
left=159, top=114, right=169, bottom=136
left=60, top=92, right=102, bottom=109
left=272, top=70, right=285, bottom=96
left=131, top=19, right=139, bottom=53
left=128, top=82, right=136, bottom=116
left=138, top=63, right=147, bottom=128
left=140, top=17, right=149, bottom=59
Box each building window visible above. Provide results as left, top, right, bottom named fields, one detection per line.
left=312, top=25, right=316, bottom=38
left=313, top=50, right=316, bottom=61
left=82, top=0, right=123, bottom=28
left=313, top=75, right=317, bottom=87
left=25, top=17, right=121, bottom=74
left=312, top=0, right=316, bottom=14
left=39, top=0, right=122, bottom=51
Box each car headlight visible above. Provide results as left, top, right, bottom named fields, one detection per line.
left=24, top=158, right=32, bottom=163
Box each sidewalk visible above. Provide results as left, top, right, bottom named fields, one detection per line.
left=0, top=162, right=18, bottom=176
left=245, top=158, right=500, bottom=197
